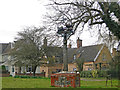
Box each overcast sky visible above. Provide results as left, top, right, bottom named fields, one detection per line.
left=0, top=0, right=98, bottom=47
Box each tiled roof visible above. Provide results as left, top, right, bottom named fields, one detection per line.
left=0, top=42, right=103, bottom=64
left=45, top=44, right=103, bottom=63
left=67, top=44, right=103, bottom=63
left=3, top=44, right=11, bottom=54
left=44, top=46, right=63, bottom=63
left=0, top=43, right=10, bottom=54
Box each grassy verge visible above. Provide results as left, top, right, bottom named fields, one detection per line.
left=0, top=77, right=2, bottom=90
left=2, top=77, right=119, bottom=88
left=81, top=79, right=118, bottom=88
left=2, top=77, right=51, bottom=88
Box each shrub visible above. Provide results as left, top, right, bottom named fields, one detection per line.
left=97, top=70, right=107, bottom=77
left=9, top=75, right=12, bottom=77
left=107, top=70, right=118, bottom=78
left=80, top=71, right=86, bottom=77
left=31, top=76, right=37, bottom=78
left=80, top=71, right=92, bottom=78
left=91, top=70, right=98, bottom=78
left=1, top=65, right=6, bottom=70
left=14, top=75, right=20, bottom=78
left=13, top=75, right=46, bottom=79
left=80, top=70, right=117, bottom=78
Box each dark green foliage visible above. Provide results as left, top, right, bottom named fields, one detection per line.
left=80, top=71, right=92, bottom=78
left=0, top=65, right=9, bottom=74
left=14, top=75, right=20, bottom=78
left=102, top=15, right=120, bottom=39
left=31, top=76, right=37, bottom=78
left=1, top=65, right=6, bottom=70
left=76, top=58, right=84, bottom=72
left=94, top=2, right=120, bottom=40
left=9, top=75, right=12, bottom=77
left=13, top=75, right=50, bottom=79
left=80, top=70, right=109, bottom=78
left=109, top=55, right=120, bottom=78
left=106, top=70, right=118, bottom=78
left=98, top=70, right=107, bottom=77
left=14, top=75, right=36, bottom=78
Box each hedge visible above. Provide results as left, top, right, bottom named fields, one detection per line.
left=14, top=75, right=50, bottom=79
left=80, top=70, right=118, bottom=78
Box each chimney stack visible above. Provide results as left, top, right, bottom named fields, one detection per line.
left=77, top=37, right=82, bottom=48
left=68, top=43, right=72, bottom=48
left=112, top=48, right=117, bottom=57
left=43, top=37, right=47, bottom=46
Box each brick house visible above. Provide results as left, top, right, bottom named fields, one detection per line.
left=0, top=38, right=113, bottom=77
left=40, top=38, right=113, bottom=77
left=67, top=42, right=112, bottom=71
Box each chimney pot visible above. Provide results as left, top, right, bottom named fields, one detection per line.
left=77, top=37, right=82, bottom=48
left=68, top=43, right=72, bottom=48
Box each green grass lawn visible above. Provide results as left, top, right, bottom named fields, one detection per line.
left=81, top=79, right=118, bottom=88
left=2, top=77, right=51, bottom=88
left=1, top=77, right=119, bottom=88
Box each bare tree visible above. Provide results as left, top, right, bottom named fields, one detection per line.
left=45, top=0, right=120, bottom=41
left=10, top=26, right=63, bottom=76
left=97, top=29, right=119, bottom=51
left=10, top=26, right=45, bottom=76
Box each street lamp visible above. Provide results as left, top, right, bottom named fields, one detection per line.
left=57, top=23, right=74, bottom=71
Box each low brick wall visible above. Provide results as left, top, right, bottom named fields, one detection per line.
left=15, top=73, right=45, bottom=77
left=0, top=73, right=10, bottom=77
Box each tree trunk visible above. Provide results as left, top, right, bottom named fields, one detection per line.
left=33, top=65, right=37, bottom=76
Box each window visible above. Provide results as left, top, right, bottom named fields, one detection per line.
left=12, top=66, right=14, bottom=72
left=85, top=64, right=92, bottom=66
left=5, top=66, right=9, bottom=71
left=27, top=66, right=32, bottom=72
left=73, top=54, right=76, bottom=60
left=102, top=53, right=106, bottom=61
left=88, top=68, right=92, bottom=71
left=73, top=68, right=77, bottom=71
left=42, top=70, right=44, bottom=72
left=56, top=69, right=61, bottom=72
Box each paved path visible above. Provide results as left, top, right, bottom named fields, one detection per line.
left=81, top=78, right=106, bottom=81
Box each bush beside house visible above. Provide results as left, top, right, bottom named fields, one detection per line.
left=80, top=70, right=118, bottom=78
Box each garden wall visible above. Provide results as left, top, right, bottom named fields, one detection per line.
left=0, top=73, right=10, bottom=77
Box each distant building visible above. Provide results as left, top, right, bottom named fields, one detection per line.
left=40, top=38, right=113, bottom=77
left=0, top=43, right=15, bottom=75
left=0, top=38, right=113, bottom=77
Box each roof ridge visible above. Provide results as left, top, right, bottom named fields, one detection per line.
left=93, top=44, right=104, bottom=61
left=82, top=44, right=103, bottom=48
